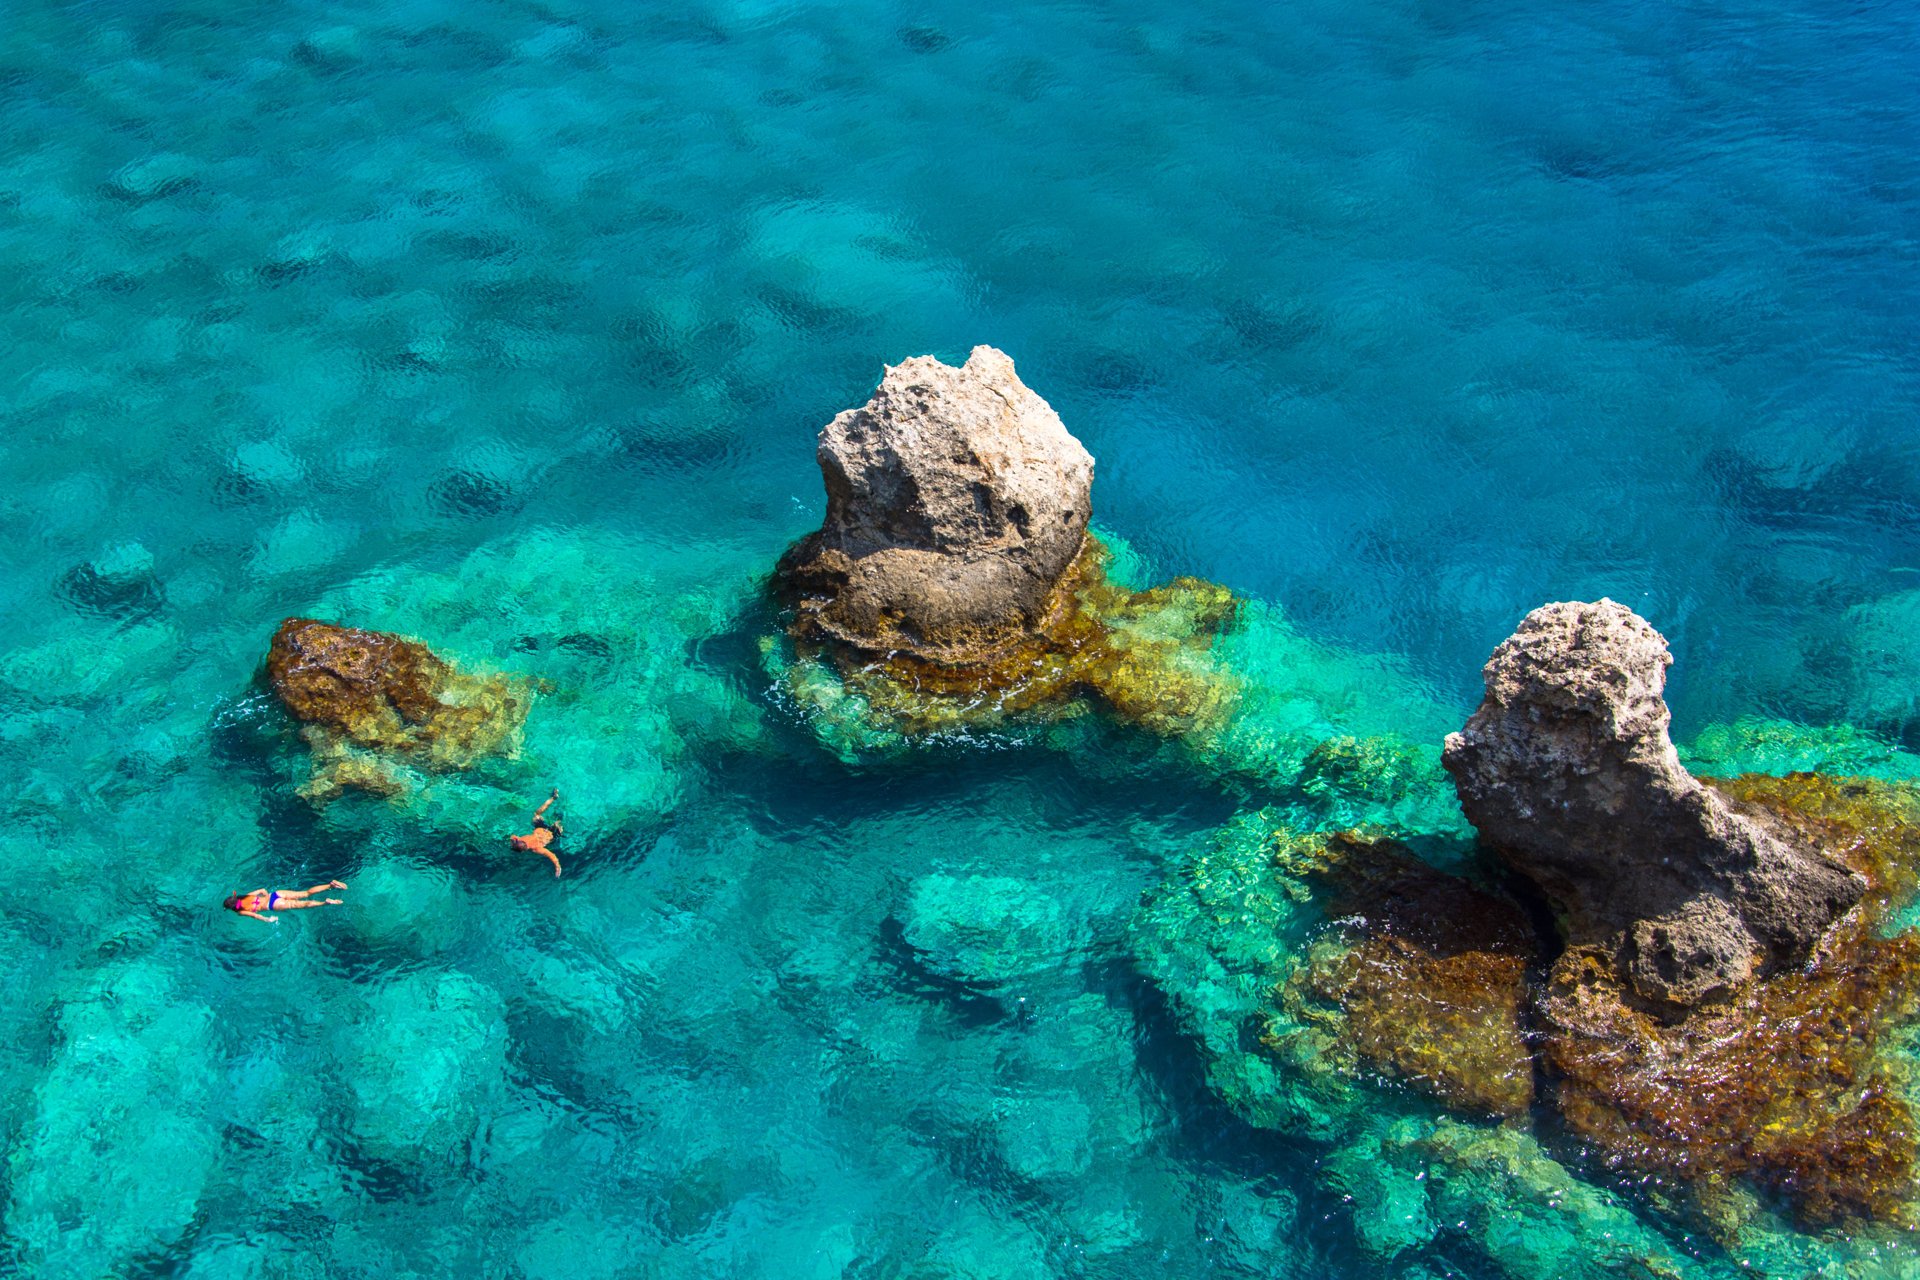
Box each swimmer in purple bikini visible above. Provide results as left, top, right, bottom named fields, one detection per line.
left=223, top=881, right=348, bottom=924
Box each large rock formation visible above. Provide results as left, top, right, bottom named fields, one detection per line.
left=778, top=345, right=1094, bottom=662
left=1136, top=780, right=1920, bottom=1234
left=1539, top=772, right=1920, bottom=1227
left=1442, top=600, right=1864, bottom=1009
left=775, top=347, right=1237, bottom=737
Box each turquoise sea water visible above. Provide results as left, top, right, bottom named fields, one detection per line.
left=3, top=0, right=1919, bottom=1274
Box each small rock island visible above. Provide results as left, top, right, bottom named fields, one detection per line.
left=266, top=617, right=529, bottom=799
left=777, top=344, right=1095, bottom=666
left=775, top=346, right=1238, bottom=736
left=1138, top=596, right=1920, bottom=1238
left=1443, top=599, right=1865, bottom=1010
left=1442, top=600, right=1920, bottom=1226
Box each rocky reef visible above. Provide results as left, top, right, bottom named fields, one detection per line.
left=1131, top=815, right=1703, bottom=1278
left=1442, top=599, right=1864, bottom=1011
left=1135, top=601, right=1920, bottom=1260
left=774, top=348, right=1238, bottom=738
left=265, top=616, right=531, bottom=796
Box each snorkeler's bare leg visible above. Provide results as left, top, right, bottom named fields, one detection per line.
left=533, top=788, right=558, bottom=822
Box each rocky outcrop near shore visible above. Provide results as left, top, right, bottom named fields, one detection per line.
left=775, top=348, right=1238, bottom=738
left=1441, top=599, right=1864, bottom=1009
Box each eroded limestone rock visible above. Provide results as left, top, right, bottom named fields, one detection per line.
left=266, top=617, right=529, bottom=777
left=775, top=349, right=1238, bottom=737
left=778, top=345, right=1093, bottom=662
left=1540, top=772, right=1920, bottom=1228
left=1442, top=600, right=1864, bottom=1010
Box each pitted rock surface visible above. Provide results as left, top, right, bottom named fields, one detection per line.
left=1442, top=599, right=1864, bottom=1009
left=777, top=345, right=1094, bottom=663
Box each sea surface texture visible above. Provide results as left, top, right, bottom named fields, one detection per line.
left=2, top=0, right=1918, bottom=1275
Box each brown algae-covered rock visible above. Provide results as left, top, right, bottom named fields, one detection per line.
left=293, top=726, right=413, bottom=804
left=266, top=617, right=530, bottom=772
left=1442, top=599, right=1864, bottom=1010
left=1288, top=832, right=1537, bottom=1119
left=834, top=537, right=1240, bottom=736
left=776, top=349, right=1239, bottom=736
left=1540, top=772, right=1920, bottom=1228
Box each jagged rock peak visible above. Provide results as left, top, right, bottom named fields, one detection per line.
left=1442, top=599, right=1864, bottom=1010
left=778, top=346, right=1093, bottom=662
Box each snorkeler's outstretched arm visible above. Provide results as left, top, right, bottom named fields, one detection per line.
left=238, top=908, right=276, bottom=923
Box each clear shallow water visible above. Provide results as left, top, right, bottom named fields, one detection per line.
left=1, top=0, right=1918, bottom=1275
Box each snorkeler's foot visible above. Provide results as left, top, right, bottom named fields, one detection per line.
left=329, top=880, right=347, bottom=889
left=323, top=898, right=343, bottom=905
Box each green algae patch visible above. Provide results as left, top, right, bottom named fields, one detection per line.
left=1541, top=772, right=1920, bottom=1230
left=778, top=535, right=1241, bottom=740
left=1138, top=820, right=1537, bottom=1125
left=1682, top=717, right=1920, bottom=784
left=1409, top=1120, right=1695, bottom=1280
left=1134, top=806, right=1704, bottom=1274
left=267, top=616, right=533, bottom=778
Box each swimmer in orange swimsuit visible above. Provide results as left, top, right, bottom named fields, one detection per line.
left=509, top=788, right=565, bottom=877
left=223, top=881, right=348, bottom=924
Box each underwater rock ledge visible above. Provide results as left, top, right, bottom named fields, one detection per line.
left=774, top=348, right=1239, bottom=737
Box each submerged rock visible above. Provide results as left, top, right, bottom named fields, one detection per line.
left=341, top=970, right=508, bottom=1166
left=1292, top=832, right=1536, bottom=1118
left=266, top=616, right=530, bottom=774
left=57, top=542, right=165, bottom=623
left=8, top=963, right=221, bottom=1275
left=1131, top=817, right=1702, bottom=1277
left=901, top=873, right=1087, bottom=986
left=1442, top=600, right=1863, bottom=1010
left=776, top=349, right=1237, bottom=737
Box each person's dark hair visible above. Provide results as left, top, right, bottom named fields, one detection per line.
left=223, top=894, right=243, bottom=912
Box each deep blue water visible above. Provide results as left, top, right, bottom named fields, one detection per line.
left=2, top=0, right=1918, bottom=1275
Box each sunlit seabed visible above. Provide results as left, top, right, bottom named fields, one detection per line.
left=1, top=0, right=1917, bottom=1274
